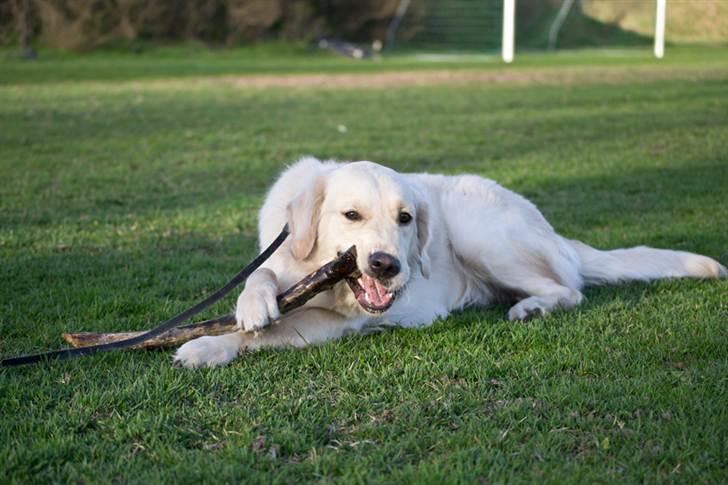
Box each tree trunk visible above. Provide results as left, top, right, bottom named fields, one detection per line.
left=12, top=0, right=36, bottom=59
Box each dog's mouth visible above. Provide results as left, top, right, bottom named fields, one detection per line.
left=345, top=272, right=397, bottom=313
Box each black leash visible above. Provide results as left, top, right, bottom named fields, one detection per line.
left=1, top=226, right=289, bottom=367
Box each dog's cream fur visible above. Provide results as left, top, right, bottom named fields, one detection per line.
left=174, top=158, right=726, bottom=368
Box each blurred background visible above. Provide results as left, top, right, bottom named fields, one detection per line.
left=2, top=0, right=727, bottom=57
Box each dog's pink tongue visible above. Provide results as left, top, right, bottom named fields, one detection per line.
left=360, top=274, right=392, bottom=307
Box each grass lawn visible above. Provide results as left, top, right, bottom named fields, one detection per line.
left=2, top=43, right=727, bottom=85
left=1, top=46, right=727, bottom=482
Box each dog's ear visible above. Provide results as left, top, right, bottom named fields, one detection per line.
left=287, top=175, right=326, bottom=260
left=416, top=198, right=432, bottom=279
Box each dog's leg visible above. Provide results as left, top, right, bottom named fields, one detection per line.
left=235, top=268, right=281, bottom=332
left=505, top=276, right=583, bottom=321
left=173, top=308, right=358, bottom=368
left=449, top=226, right=584, bottom=321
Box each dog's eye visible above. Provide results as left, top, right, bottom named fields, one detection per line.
left=344, top=210, right=362, bottom=221
left=398, top=211, right=413, bottom=225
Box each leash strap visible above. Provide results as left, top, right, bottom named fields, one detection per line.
left=1, top=225, right=289, bottom=367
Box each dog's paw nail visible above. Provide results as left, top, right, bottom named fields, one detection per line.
left=523, top=307, right=544, bottom=321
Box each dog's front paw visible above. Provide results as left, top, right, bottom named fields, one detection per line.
left=507, top=299, right=546, bottom=322
left=236, top=280, right=280, bottom=333
left=173, top=335, right=241, bottom=368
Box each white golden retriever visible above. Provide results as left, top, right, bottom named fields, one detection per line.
left=174, top=157, right=726, bottom=368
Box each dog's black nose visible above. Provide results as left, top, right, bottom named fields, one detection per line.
left=368, top=252, right=401, bottom=279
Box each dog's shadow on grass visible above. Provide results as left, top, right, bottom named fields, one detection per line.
left=435, top=280, right=663, bottom=327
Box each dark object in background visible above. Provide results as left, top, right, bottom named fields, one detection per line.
left=311, top=35, right=372, bottom=59
left=10, top=0, right=36, bottom=59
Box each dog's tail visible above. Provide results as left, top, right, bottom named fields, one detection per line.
left=568, top=239, right=727, bottom=285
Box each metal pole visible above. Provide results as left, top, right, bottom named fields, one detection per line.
left=548, top=0, right=576, bottom=51
left=654, top=0, right=666, bottom=59
left=502, top=0, right=515, bottom=63
left=385, top=0, right=412, bottom=52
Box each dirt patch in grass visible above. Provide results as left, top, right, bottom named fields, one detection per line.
left=217, top=66, right=728, bottom=89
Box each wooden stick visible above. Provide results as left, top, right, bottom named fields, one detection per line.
left=62, top=246, right=358, bottom=350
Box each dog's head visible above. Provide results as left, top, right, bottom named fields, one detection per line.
left=286, top=161, right=431, bottom=316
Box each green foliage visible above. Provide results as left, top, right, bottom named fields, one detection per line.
left=0, top=0, right=401, bottom=51
left=1, top=48, right=727, bottom=482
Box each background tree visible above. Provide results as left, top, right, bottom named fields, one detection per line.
left=10, top=0, right=36, bottom=58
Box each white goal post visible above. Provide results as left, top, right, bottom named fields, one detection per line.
left=654, top=0, right=666, bottom=59
left=501, top=0, right=515, bottom=63
left=501, top=0, right=668, bottom=63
